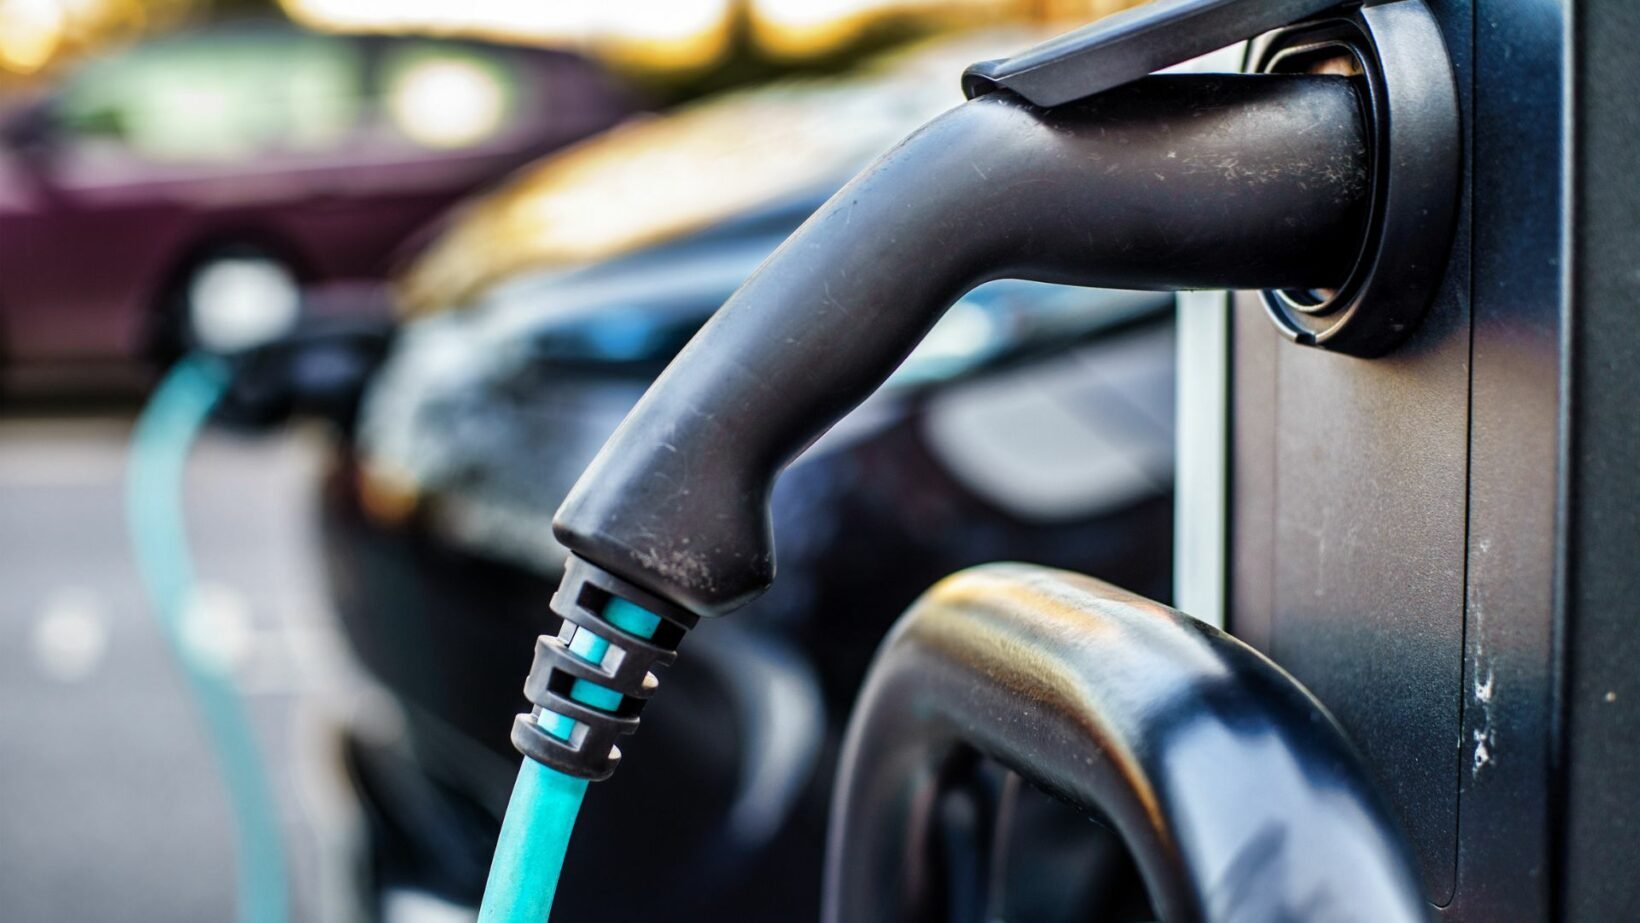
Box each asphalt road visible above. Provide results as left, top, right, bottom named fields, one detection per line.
left=0, top=408, right=371, bottom=922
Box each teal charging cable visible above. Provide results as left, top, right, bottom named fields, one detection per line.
left=479, top=586, right=672, bottom=921
left=127, top=356, right=290, bottom=923
left=478, top=761, right=589, bottom=923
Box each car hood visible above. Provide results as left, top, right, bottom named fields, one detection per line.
left=392, top=27, right=1057, bottom=316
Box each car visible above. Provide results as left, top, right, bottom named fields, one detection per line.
left=300, top=30, right=1179, bottom=921
left=0, top=23, right=632, bottom=373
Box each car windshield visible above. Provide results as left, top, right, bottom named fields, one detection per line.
left=51, top=29, right=526, bottom=166
left=54, top=29, right=366, bottom=163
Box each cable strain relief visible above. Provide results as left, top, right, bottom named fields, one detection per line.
left=514, top=555, right=696, bottom=781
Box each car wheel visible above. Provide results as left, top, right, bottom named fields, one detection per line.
left=165, top=248, right=302, bottom=357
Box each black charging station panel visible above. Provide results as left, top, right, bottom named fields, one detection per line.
left=1229, top=1, right=1640, bottom=919
left=1231, top=262, right=1472, bottom=904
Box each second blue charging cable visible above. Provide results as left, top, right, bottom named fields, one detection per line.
left=134, top=354, right=660, bottom=923
left=127, top=355, right=290, bottom=923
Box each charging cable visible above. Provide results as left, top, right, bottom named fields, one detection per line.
left=478, top=560, right=684, bottom=921
left=127, top=355, right=290, bottom=923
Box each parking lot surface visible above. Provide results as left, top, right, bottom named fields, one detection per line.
left=0, top=409, right=363, bottom=922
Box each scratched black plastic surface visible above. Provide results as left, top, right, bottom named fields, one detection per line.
left=1228, top=0, right=1599, bottom=917
left=1230, top=2, right=1472, bottom=903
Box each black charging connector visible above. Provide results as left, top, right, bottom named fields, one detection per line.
left=509, top=1, right=1459, bottom=785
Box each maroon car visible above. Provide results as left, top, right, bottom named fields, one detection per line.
left=0, top=24, right=631, bottom=370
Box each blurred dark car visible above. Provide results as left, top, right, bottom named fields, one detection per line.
left=0, top=23, right=631, bottom=368
left=312, top=31, right=1175, bottom=922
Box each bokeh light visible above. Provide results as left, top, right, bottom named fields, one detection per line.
left=386, top=55, right=509, bottom=149
left=0, top=0, right=196, bottom=79
left=1, top=0, right=1161, bottom=81
left=279, top=0, right=736, bottom=73
left=0, top=0, right=66, bottom=74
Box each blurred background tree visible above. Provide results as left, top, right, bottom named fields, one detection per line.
left=2, top=0, right=1152, bottom=101
left=1, top=0, right=200, bottom=78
